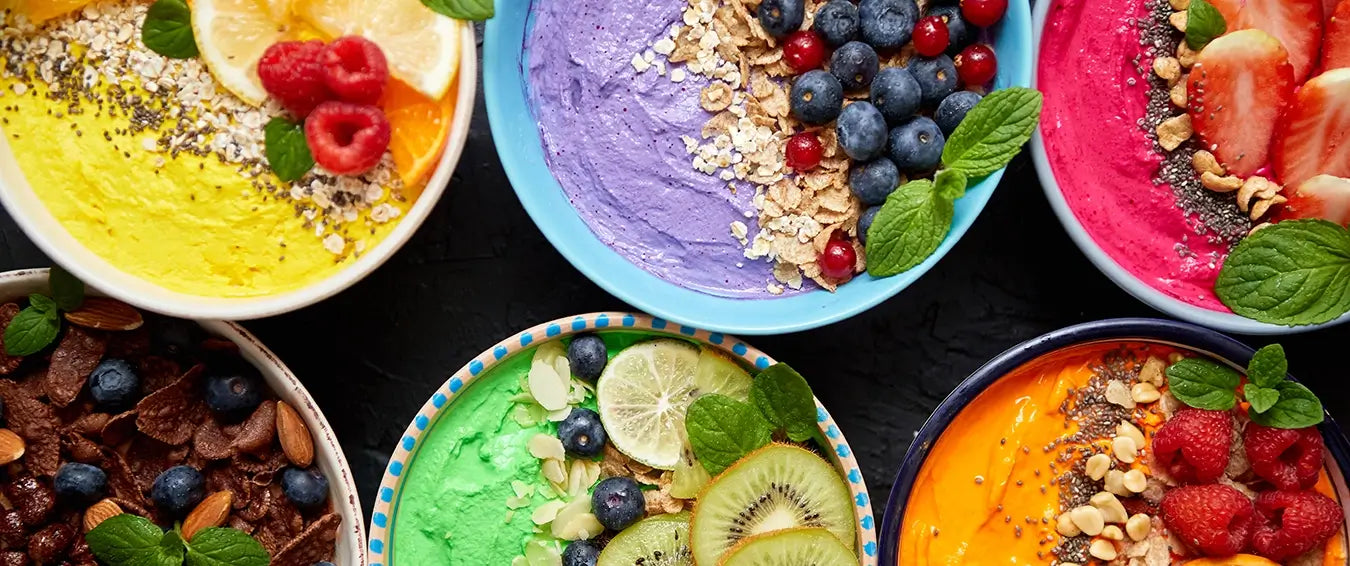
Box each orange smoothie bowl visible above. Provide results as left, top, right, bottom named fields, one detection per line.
left=879, top=319, right=1350, bottom=566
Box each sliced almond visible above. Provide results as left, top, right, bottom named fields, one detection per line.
left=528, top=434, right=566, bottom=461
left=182, top=491, right=232, bottom=541
left=63, top=297, right=144, bottom=331
left=83, top=499, right=123, bottom=532
left=275, top=401, right=314, bottom=468
left=0, top=429, right=25, bottom=465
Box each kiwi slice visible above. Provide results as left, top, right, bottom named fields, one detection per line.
left=690, top=444, right=856, bottom=565
left=719, top=528, right=857, bottom=566
left=597, top=512, right=693, bottom=566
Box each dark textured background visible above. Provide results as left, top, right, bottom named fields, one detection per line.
left=0, top=43, right=1346, bottom=532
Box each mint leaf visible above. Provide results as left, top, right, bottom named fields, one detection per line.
left=934, top=169, right=968, bottom=201
left=185, top=528, right=269, bottom=566
left=264, top=118, right=314, bottom=183
left=749, top=364, right=818, bottom=443
left=940, top=87, right=1043, bottom=178
left=142, top=0, right=199, bottom=59
left=49, top=266, right=84, bottom=312
left=1165, top=358, right=1241, bottom=410
left=1249, top=381, right=1324, bottom=429
left=1246, top=344, right=1287, bottom=388
left=686, top=394, right=771, bottom=475
left=1186, top=0, right=1227, bottom=50
left=87, top=514, right=184, bottom=566
left=1245, top=385, right=1280, bottom=414
left=421, top=0, right=494, bottom=20
left=4, top=305, right=60, bottom=356
left=1215, top=219, right=1350, bottom=326
left=865, top=180, right=953, bottom=277
left=28, top=294, right=56, bottom=314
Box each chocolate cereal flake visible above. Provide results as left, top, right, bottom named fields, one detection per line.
left=228, top=400, right=277, bottom=456
left=0, top=383, right=61, bottom=477
left=46, top=326, right=107, bottom=407
left=0, top=304, right=24, bottom=375
left=270, top=513, right=340, bottom=566
left=193, top=418, right=235, bottom=461
left=135, top=365, right=205, bottom=445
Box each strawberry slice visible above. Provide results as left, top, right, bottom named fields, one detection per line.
left=1330, top=0, right=1342, bottom=22
left=1323, top=0, right=1350, bottom=71
left=1273, top=69, right=1350, bottom=188
left=1228, top=0, right=1325, bottom=81
left=1209, top=0, right=1244, bottom=27
left=1282, top=175, right=1350, bottom=226
left=1188, top=30, right=1295, bottom=178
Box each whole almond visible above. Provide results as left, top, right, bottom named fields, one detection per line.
left=63, top=298, right=144, bottom=331
left=276, top=401, right=314, bottom=468
left=0, top=429, right=25, bottom=465
left=82, top=499, right=122, bottom=532
left=182, top=491, right=232, bottom=541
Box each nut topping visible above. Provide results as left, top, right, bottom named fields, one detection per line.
left=62, top=298, right=144, bottom=331
left=82, top=499, right=122, bottom=533
left=0, top=431, right=24, bottom=466
left=182, top=491, right=233, bottom=541
left=276, top=401, right=315, bottom=468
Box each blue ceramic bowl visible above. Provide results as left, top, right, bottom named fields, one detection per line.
left=483, top=0, right=1034, bottom=335
left=879, top=318, right=1350, bottom=564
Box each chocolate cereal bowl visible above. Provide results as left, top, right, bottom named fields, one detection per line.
left=880, top=318, right=1350, bottom=565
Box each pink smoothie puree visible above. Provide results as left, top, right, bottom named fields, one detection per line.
left=1038, top=0, right=1231, bottom=311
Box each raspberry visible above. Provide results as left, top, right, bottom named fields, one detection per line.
left=304, top=102, right=392, bottom=176
left=1251, top=490, right=1342, bottom=561
left=1152, top=409, right=1232, bottom=484
left=258, top=40, right=332, bottom=118
left=321, top=36, right=390, bottom=105
left=1160, top=484, right=1256, bottom=556
left=1245, top=424, right=1324, bottom=491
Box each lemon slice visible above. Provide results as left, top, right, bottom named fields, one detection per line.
left=596, top=339, right=703, bottom=470
left=294, top=0, right=462, bottom=100
left=191, top=0, right=288, bottom=106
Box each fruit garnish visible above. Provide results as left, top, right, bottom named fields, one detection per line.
left=596, top=513, right=691, bottom=566
left=688, top=444, right=855, bottom=565
left=595, top=339, right=705, bottom=469
left=191, top=0, right=291, bottom=106
left=1164, top=344, right=1325, bottom=428
left=683, top=362, right=817, bottom=474
left=1187, top=29, right=1295, bottom=179
left=3, top=267, right=84, bottom=357
left=1280, top=175, right=1350, bottom=226
left=1245, top=424, right=1324, bottom=490
left=912, top=16, right=950, bottom=58
left=954, top=44, right=997, bottom=86
left=1186, top=0, right=1229, bottom=50
left=1152, top=409, right=1233, bottom=484
left=1323, top=0, right=1350, bottom=71
left=304, top=101, right=392, bottom=176
left=785, top=132, right=824, bottom=171
left=86, top=514, right=268, bottom=566
left=718, top=527, right=857, bottom=566
left=142, top=0, right=200, bottom=59
left=295, top=0, right=464, bottom=100
left=959, top=0, right=1006, bottom=27
left=1250, top=490, right=1343, bottom=562
left=1159, top=484, right=1256, bottom=556
left=258, top=40, right=331, bottom=118
left=17, top=0, right=93, bottom=24
left=322, top=36, right=390, bottom=105
left=783, top=31, right=827, bottom=73
left=1220, top=0, right=1324, bottom=81
left=819, top=238, right=857, bottom=280
left=383, top=78, right=457, bottom=189
left=757, top=0, right=807, bottom=39
left=1273, top=69, right=1350, bottom=189
left=264, top=117, right=317, bottom=182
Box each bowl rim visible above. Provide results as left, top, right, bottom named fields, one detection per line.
left=364, top=312, right=880, bottom=565
left=481, top=0, right=1033, bottom=335
left=1027, top=0, right=1350, bottom=335
left=0, top=268, right=367, bottom=565
left=0, top=23, right=478, bottom=321
left=877, top=317, right=1350, bottom=565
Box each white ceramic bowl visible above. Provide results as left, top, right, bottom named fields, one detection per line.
left=0, top=268, right=367, bottom=565
left=0, top=27, right=477, bottom=321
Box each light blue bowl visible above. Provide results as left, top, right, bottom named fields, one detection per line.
left=484, top=2, right=1033, bottom=334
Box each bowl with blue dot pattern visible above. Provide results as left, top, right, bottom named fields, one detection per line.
left=366, top=312, right=877, bottom=565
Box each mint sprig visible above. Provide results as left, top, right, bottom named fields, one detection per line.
left=3, top=268, right=86, bottom=356
left=1214, top=219, right=1350, bottom=326
left=686, top=362, right=824, bottom=474
left=421, top=0, right=494, bottom=21
left=865, top=180, right=952, bottom=276
left=264, top=118, right=315, bottom=183
left=1185, top=0, right=1227, bottom=50
left=1164, top=344, right=1324, bottom=429
left=1164, top=357, right=1240, bottom=410
left=749, top=364, right=818, bottom=443
left=940, top=87, right=1044, bottom=178
left=142, top=0, right=199, bottom=60
left=88, top=515, right=269, bottom=566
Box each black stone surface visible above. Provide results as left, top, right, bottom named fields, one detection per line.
left=0, top=44, right=1346, bottom=536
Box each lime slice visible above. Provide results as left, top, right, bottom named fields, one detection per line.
left=595, top=339, right=702, bottom=469
left=694, top=347, right=754, bottom=401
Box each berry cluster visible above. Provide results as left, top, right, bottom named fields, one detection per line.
left=258, top=36, right=393, bottom=176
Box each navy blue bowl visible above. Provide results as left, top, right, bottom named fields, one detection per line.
left=878, top=318, right=1350, bottom=564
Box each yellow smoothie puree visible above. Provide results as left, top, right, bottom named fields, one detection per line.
left=898, top=342, right=1348, bottom=566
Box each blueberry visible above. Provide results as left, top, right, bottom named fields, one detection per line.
left=557, top=408, right=607, bottom=458
left=836, top=102, right=888, bottom=161
left=888, top=116, right=946, bottom=172
left=152, top=317, right=204, bottom=358
left=591, top=477, right=644, bottom=531
left=829, top=41, right=879, bottom=91
left=927, top=4, right=975, bottom=55
left=934, top=90, right=983, bottom=136
left=859, top=206, right=882, bottom=244
left=282, top=467, right=330, bottom=510
left=789, top=70, right=844, bottom=125
left=150, top=466, right=205, bottom=517
left=88, top=359, right=140, bottom=410
left=813, top=0, right=859, bottom=47
left=907, top=55, right=958, bottom=107
left=859, top=0, right=918, bottom=49
left=562, top=541, right=601, bottom=566
left=757, top=0, right=805, bottom=38
left=53, top=463, right=106, bottom=506
left=567, top=334, right=607, bottom=383
left=870, top=67, right=922, bottom=125
left=204, top=371, right=263, bottom=419
left=849, top=158, right=902, bottom=205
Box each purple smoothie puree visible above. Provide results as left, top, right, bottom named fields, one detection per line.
left=525, top=0, right=804, bottom=298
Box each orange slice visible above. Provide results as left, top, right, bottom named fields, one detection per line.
left=21, top=0, right=91, bottom=24
left=383, top=76, right=458, bottom=194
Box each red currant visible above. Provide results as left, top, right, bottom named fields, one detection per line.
left=783, top=30, right=827, bottom=73
left=912, top=16, right=951, bottom=58
left=785, top=132, right=824, bottom=171
left=954, top=44, right=998, bottom=86
left=819, top=238, right=857, bottom=280
left=961, top=0, right=1007, bottom=27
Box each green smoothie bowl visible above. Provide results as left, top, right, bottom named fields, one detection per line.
left=366, top=313, right=876, bottom=566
